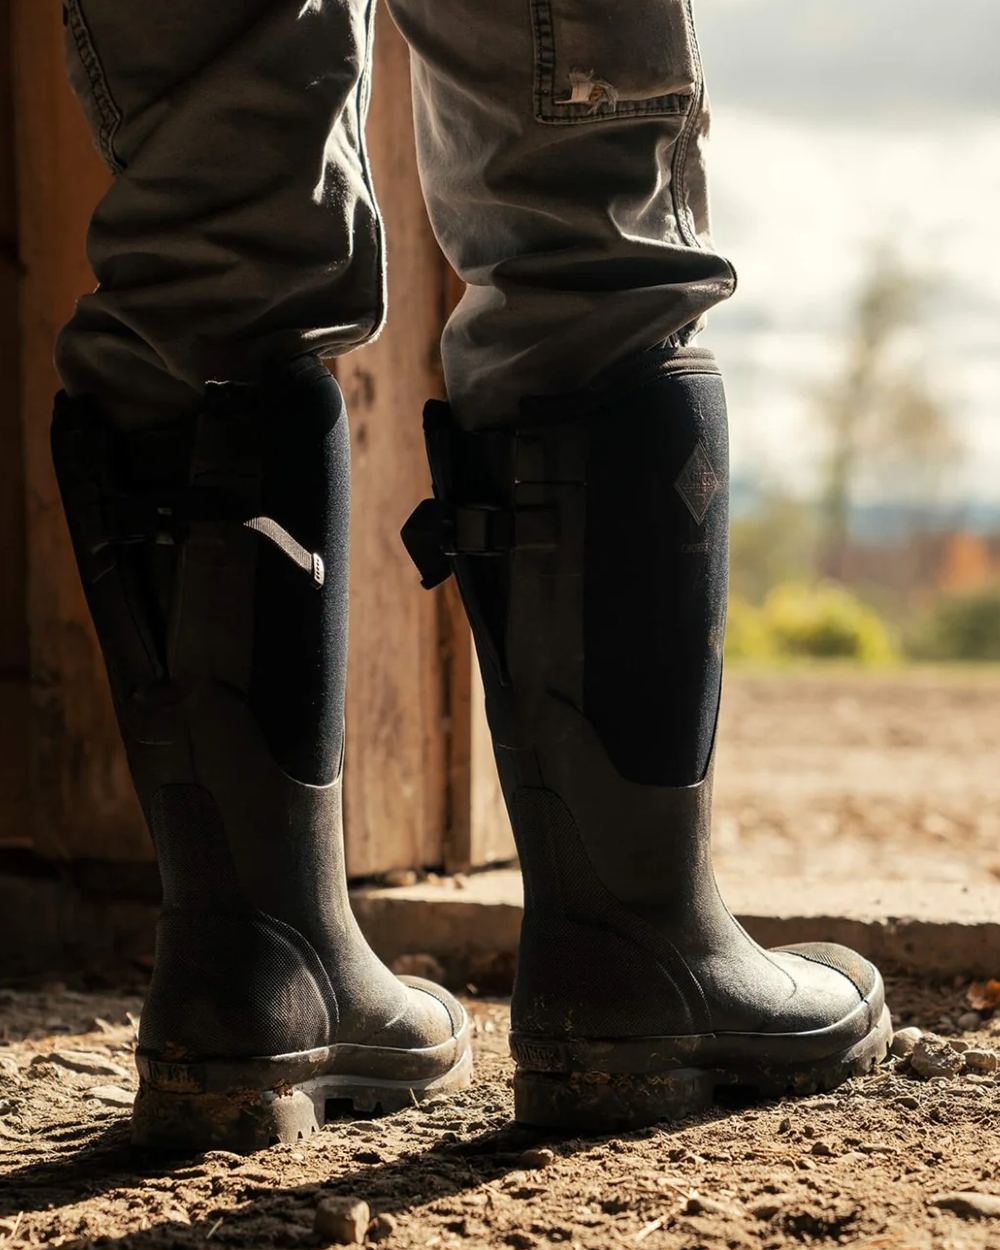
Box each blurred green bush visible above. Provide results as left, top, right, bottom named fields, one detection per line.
left=907, top=583, right=1000, bottom=662
left=725, top=582, right=899, bottom=664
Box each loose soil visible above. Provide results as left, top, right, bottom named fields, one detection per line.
left=714, top=669, right=1000, bottom=886
left=2, top=979, right=999, bottom=1250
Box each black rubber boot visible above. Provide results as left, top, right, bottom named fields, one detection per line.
left=403, top=346, right=890, bottom=1133
left=53, top=355, right=471, bottom=1152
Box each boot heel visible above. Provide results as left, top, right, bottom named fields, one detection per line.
left=514, top=1067, right=717, bottom=1133
left=131, top=1081, right=323, bottom=1153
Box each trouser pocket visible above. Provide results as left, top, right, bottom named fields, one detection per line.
left=531, top=0, right=699, bottom=123
left=63, top=0, right=124, bottom=171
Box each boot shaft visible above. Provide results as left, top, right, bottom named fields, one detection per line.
left=406, top=347, right=729, bottom=788
left=52, top=359, right=366, bottom=1056
left=404, top=347, right=734, bottom=1036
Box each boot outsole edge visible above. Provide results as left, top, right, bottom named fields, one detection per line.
left=513, top=1004, right=892, bottom=1133
left=131, top=1020, right=473, bottom=1153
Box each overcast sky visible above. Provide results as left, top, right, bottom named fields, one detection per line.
left=692, top=0, right=1000, bottom=507
left=698, top=0, right=1000, bottom=118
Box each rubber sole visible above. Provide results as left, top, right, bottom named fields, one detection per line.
left=132, top=1021, right=473, bottom=1153
left=512, top=1004, right=892, bottom=1133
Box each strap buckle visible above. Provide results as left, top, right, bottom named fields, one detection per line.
left=401, top=497, right=558, bottom=589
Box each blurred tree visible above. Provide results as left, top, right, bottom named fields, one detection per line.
left=730, top=489, right=817, bottom=602
left=817, top=246, right=960, bottom=579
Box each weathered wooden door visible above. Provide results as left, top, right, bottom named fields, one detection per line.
left=0, top=2, right=511, bottom=891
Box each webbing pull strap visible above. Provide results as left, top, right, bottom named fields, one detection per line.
left=244, top=516, right=325, bottom=588
left=102, top=488, right=325, bottom=589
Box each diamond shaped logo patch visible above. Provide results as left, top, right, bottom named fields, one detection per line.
left=674, top=441, right=720, bottom=524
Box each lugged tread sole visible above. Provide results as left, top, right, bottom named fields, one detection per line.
left=513, top=1005, right=892, bottom=1133
left=132, top=1035, right=473, bottom=1153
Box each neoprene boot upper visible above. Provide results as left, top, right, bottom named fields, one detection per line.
left=404, top=346, right=888, bottom=1128
left=52, top=356, right=465, bottom=1067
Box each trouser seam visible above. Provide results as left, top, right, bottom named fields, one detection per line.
left=355, top=0, right=387, bottom=343
left=64, top=0, right=124, bottom=173
left=670, top=0, right=702, bottom=248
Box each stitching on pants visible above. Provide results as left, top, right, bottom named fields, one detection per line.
left=64, top=0, right=125, bottom=173
left=670, top=0, right=701, bottom=246
left=530, top=0, right=692, bottom=126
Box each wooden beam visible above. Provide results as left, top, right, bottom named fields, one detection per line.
left=10, top=0, right=144, bottom=862
left=0, top=0, right=31, bottom=849
left=5, top=3, right=505, bottom=880
left=435, top=278, right=514, bottom=871
left=338, top=12, right=452, bottom=877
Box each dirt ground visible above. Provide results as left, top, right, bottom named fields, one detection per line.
left=2, top=979, right=999, bottom=1250
left=2, top=671, right=999, bottom=1247
left=714, top=669, right=1000, bottom=886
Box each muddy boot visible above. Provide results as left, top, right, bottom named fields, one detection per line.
left=403, top=347, right=890, bottom=1133
left=53, top=355, right=472, bottom=1152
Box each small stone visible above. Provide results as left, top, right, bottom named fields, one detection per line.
left=800, top=1097, right=839, bottom=1111
left=957, top=1011, right=983, bottom=1031
left=452, top=873, right=469, bottom=890
left=84, top=1084, right=135, bottom=1107
left=685, top=1195, right=737, bottom=1217
left=964, top=1049, right=998, bottom=1074
left=314, top=1197, right=371, bottom=1244
left=389, top=953, right=446, bottom=983
left=518, top=1147, right=555, bottom=1170
left=910, top=1038, right=965, bottom=1080
left=935, top=1016, right=955, bottom=1035
left=368, top=1213, right=397, bottom=1242
left=932, top=1192, right=1000, bottom=1220
left=895, top=1095, right=920, bottom=1110
left=33, top=1050, right=129, bottom=1078
left=751, top=1200, right=784, bottom=1220
left=811, top=1141, right=833, bottom=1156
left=890, top=1027, right=922, bottom=1059
left=201, top=1151, right=243, bottom=1168
left=947, top=1038, right=970, bottom=1053
left=382, top=869, right=419, bottom=889
left=777, top=1117, right=792, bottom=1134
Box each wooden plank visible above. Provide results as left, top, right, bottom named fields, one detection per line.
left=0, top=0, right=31, bottom=848
left=337, top=13, right=451, bottom=877
left=437, top=277, right=514, bottom=871
left=6, top=3, right=496, bottom=878
left=467, top=659, right=514, bottom=868
left=11, top=1, right=145, bottom=862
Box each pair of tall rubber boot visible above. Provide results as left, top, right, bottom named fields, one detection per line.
left=53, top=349, right=890, bottom=1151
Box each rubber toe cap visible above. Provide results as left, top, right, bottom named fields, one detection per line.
left=359, top=974, right=466, bottom=1050
left=768, top=941, right=883, bottom=1036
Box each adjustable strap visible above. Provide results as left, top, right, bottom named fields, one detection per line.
left=102, top=486, right=325, bottom=588
left=402, top=498, right=558, bottom=590
left=402, top=403, right=559, bottom=590
left=244, top=516, right=325, bottom=587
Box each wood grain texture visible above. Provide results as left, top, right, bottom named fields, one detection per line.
left=438, top=274, right=514, bottom=871
left=3, top=4, right=508, bottom=878
left=336, top=12, right=451, bottom=877
left=10, top=0, right=145, bottom=862
left=0, top=0, right=31, bottom=848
